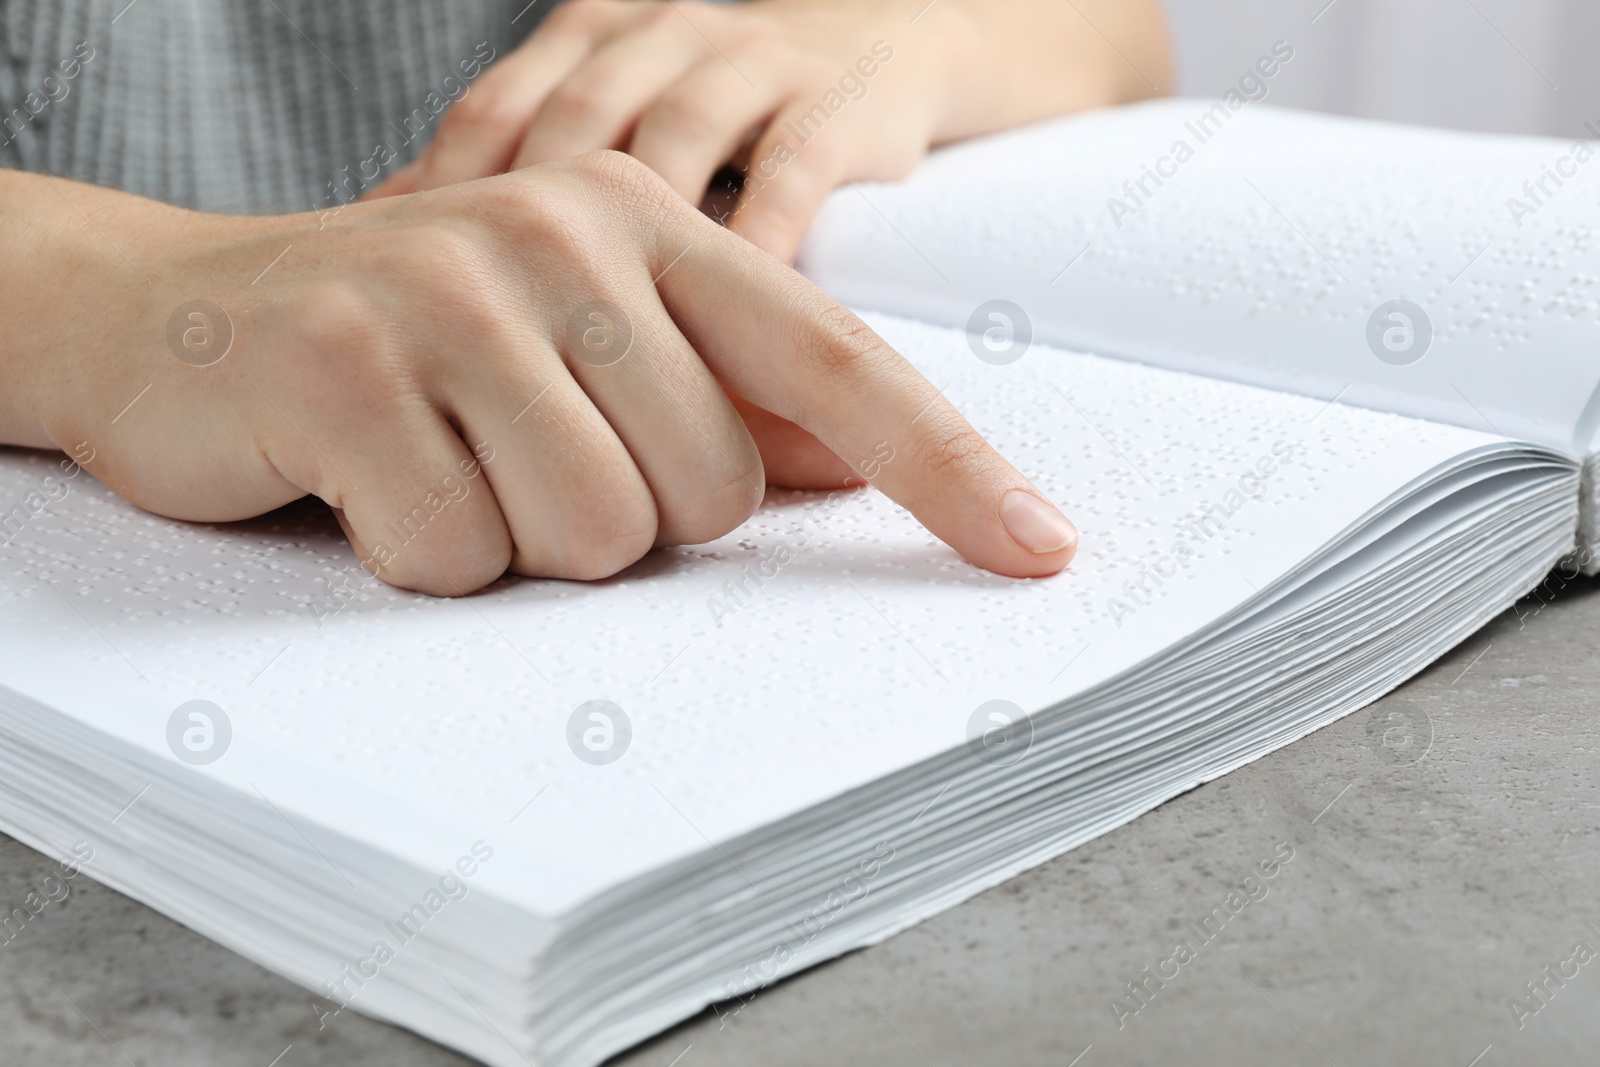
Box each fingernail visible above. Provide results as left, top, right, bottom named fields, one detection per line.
left=1000, top=489, right=1077, bottom=554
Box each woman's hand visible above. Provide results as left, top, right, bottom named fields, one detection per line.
left=368, top=0, right=1172, bottom=259
left=0, top=155, right=1079, bottom=596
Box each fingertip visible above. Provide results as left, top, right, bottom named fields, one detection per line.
left=994, top=489, right=1078, bottom=577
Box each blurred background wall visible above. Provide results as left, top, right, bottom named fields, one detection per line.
left=1163, top=0, right=1600, bottom=138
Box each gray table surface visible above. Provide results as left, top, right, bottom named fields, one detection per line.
left=3, top=572, right=1597, bottom=1067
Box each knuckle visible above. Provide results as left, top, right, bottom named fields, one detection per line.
left=438, top=87, right=525, bottom=139
left=568, top=146, right=647, bottom=186
left=476, top=174, right=552, bottom=224
left=665, top=458, right=765, bottom=546
left=519, top=436, right=659, bottom=580
left=551, top=516, right=656, bottom=580
left=545, top=82, right=605, bottom=125
left=797, top=304, right=891, bottom=382
left=649, top=87, right=720, bottom=139
left=461, top=179, right=589, bottom=256
left=917, top=418, right=995, bottom=479
left=393, top=539, right=514, bottom=598
left=497, top=184, right=602, bottom=267
left=569, top=149, right=681, bottom=216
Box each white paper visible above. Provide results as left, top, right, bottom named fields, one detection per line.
left=800, top=101, right=1600, bottom=454
left=0, top=313, right=1513, bottom=920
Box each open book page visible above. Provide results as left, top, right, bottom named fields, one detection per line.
left=799, top=101, right=1600, bottom=456
left=0, top=312, right=1547, bottom=925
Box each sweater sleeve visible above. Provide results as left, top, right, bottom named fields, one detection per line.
left=0, top=0, right=538, bottom=214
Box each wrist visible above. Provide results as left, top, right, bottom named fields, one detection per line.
left=928, top=0, right=1171, bottom=143
left=0, top=174, right=280, bottom=456
left=0, top=176, right=99, bottom=448
left=0, top=176, right=174, bottom=451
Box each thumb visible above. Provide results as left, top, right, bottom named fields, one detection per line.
left=728, top=393, right=857, bottom=490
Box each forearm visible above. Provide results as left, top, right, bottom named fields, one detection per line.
left=932, top=0, right=1173, bottom=143
left=0, top=171, right=147, bottom=450
left=0, top=171, right=269, bottom=455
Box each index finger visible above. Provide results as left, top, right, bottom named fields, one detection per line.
left=653, top=220, right=1078, bottom=578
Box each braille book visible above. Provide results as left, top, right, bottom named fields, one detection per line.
left=0, top=100, right=1595, bottom=1067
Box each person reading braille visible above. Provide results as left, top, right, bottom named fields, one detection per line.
left=0, top=0, right=1172, bottom=594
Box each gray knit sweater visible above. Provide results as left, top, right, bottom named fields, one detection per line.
left=0, top=1, right=545, bottom=214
